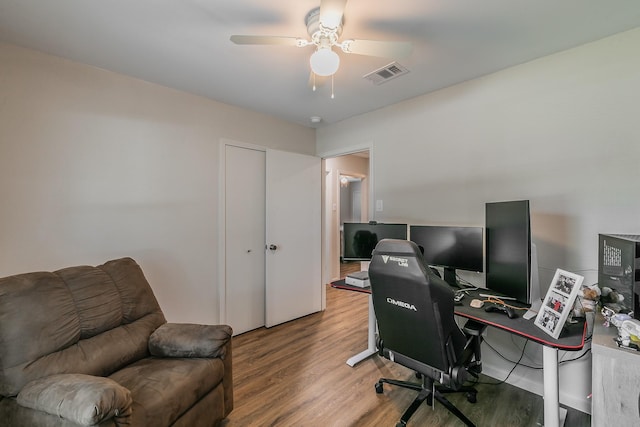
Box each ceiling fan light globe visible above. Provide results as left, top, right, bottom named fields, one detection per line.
left=310, top=48, right=340, bottom=76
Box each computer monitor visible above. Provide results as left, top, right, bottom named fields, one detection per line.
left=409, top=225, right=484, bottom=287
left=342, top=222, right=408, bottom=261
left=485, top=200, right=536, bottom=304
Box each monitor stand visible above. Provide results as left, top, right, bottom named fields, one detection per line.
left=523, top=243, right=542, bottom=320
left=524, top=300, right=542, bottom=320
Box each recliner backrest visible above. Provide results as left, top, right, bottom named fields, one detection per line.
left=369, top=239, right=466, bottom=374
left=0, top=258, right=166, bottom=397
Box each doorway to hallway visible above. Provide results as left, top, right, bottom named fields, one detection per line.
left=323, top=150, right=371, bottom=283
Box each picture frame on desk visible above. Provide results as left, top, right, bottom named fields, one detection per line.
left=534, top=269, right=584, bottom=339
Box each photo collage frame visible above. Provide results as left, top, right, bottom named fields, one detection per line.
left=534, top=269, right=584, bottom=339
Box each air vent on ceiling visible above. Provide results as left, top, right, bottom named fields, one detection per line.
left=363, top=62, right=409, bottom=85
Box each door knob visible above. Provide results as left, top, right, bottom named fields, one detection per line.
left=268, top=244, right=278, bottom=251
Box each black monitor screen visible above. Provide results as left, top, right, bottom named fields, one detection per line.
left=485, top=200, right=532, bottom=303
left=343, top=223, right=407, bottom=261
left=410, top=225, right=484, bottom=286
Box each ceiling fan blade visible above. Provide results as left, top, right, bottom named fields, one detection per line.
left=342, top=39, right=413, bottom=58
left=230, top=35, right=302, bottom=46
left=319, top=0, right=347, bottom=29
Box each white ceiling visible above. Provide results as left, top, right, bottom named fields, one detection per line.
left=1, top=1, right=639, bottom=128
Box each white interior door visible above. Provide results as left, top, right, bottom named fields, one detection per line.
left=265, top=149, right=322, bottom=327
left=224, top=145, right=266, bottom=335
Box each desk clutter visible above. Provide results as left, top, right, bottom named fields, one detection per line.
left=469, top=298, right=484, bottom=308
left=454, top=290, right=526, bottom=320
left=485, top=303, right=517, bottom=319
left=533, top=269, right=584, bottom=339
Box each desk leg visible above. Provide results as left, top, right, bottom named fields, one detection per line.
left=346, top=294, right=377, bottom=367
left=542, top=346, right=567, bottom=427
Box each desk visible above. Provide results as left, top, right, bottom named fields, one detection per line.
left=331, top=280, right=377, bottom=366
left=331, top=281, right=587, bottom=427
left=456, top=289, right=586, bottom=427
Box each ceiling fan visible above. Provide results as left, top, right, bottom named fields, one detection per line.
left=230, top=0, right=412, bottom=91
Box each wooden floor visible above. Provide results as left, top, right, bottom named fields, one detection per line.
left=340, top=261, right=364, bottom=277
left=223, top=264, right=591, bottom=427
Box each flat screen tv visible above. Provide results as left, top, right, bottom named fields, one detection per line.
left=343, top=222, right=407, bottom=261
left=409, top=225, right=484, bottom=287
left=485, top=200, right=535, bottom=304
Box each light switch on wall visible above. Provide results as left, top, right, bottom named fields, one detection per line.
left=376, top=200, right=383, bottom=212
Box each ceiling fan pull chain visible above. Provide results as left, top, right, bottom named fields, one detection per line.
left=331, top=74, right=335, bottom=99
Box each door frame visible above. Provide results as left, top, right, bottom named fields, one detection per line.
left=320, top=142, right=375, bottom=288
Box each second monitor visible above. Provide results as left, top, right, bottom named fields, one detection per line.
left=410, top=225, right=484, bottom=287
left=343, top=222, right=408, bottom=261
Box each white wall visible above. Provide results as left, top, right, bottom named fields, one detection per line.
left=317, top=27, right=640, bottom=414
left=0, top=42, right=315, bottom=325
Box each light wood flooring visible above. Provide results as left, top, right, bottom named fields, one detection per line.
left=222, top=263, right=590, bottom=426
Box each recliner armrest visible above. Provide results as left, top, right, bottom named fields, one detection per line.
left=149, top=323, right=232, bottom=359
left=17, top=374, right=132, bottom=426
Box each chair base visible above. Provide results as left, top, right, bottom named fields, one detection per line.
left=375, top=377, right=478, bottom=427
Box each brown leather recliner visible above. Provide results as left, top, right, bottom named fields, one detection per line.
left=0, top=258, right=233, bottom=426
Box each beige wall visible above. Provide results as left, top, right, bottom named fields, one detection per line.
left=0, top=42, right=315, bottom=325
left=317, top=27, right=640, bottom=413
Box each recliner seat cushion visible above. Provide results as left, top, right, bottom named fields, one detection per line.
left=109, top=357, right=225, bottom=426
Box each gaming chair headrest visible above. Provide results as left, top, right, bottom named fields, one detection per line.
left=372, top=238, right=422, bottom=258
left=370, top=239, right=431, bottom=286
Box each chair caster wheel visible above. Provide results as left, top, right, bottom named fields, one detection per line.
left=375, top=382, right=384, bottom=394
left=466, top=391, right=477, bottom=403
left=395, top=422, right=407, bottom=427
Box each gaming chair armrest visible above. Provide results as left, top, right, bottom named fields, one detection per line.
left=458, top=320, right=487, bottom=378
left=463, top=320, right=487, bottom=337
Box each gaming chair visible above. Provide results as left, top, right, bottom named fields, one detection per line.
left=368, top=239, right=486, bottom=427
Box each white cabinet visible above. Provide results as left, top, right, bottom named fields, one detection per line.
left=591, top=317, right=640, bottom=426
